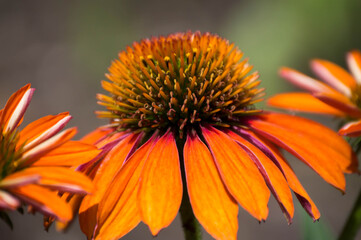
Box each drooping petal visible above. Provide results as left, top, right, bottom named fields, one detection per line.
left=32, top=141, right=100, bottom=167
left=95, top=134, right=158, bottom=240
left=18, top=113, right=72, bottom=151
left=236, top=128, right=320, bottom=220
left=347, top=50, right=361, bottom=83
left=20, top=128, right=77, bottom=165
left=184, top=131, right=238, bottom=240
left=227, top=130, right=294, bottom=223
left=201, top=126, right=270, bottom=221
left=138, top=130, right=183, bottom=236
left=1, top=85, right=34, bottom=133
left=313, top=91, right=361, bottom=118
left=9, top=184, right=72, bottom=222
left=267, top=92, right=346, bottom=116
left=257, top=112, right=358, bottom=173
left=279, top=67, right=338, bottom=94
left=248, top=116, right=346, bottom=191
left=0, top=190, right=20, bottom=210
left=339, top=119, right=361, bottom=137
left=311, top=59, right=356, bottom=96
left=79, top=133, right=140, bottom=239
left=10, top=167, right=94, bottom=194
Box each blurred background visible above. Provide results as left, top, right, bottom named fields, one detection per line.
left=1, top=0, right=361, bottom=239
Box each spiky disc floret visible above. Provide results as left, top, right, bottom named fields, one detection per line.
left=97, top=32, right=264, bottom=137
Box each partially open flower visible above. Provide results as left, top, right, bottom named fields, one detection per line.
left=0, top=84, right=99, bottom=226
left=268, top=50, right=361, bottom=137
left=79, top=32, right=357, bottom=240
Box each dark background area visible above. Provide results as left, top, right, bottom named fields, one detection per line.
left=1, top=0, right=361, bottom=239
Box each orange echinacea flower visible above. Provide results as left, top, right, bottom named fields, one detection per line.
left=79, top=32, right=358, bottom=240
left=0, top=84, right=99, bottom=226
left=268, top=50, right=361, bottom=137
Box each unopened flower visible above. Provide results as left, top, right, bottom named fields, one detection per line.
left=0, top=84, right=99, bottom=226
left=268, top=50, right=361, bottom=136
left=79, top=32, right=357, bottom=240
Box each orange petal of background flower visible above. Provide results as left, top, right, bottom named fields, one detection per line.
left=184, top=132, right=238, bottom=240
left=259, top=112, right=358, bottom=173
left=239, top=129, right=321, bottom=220
left=32, top=141, right=100, bottom=167
left=267, top=92, right=346, bottom=116
left=138, top=130, right=183, bottom=236
left=1, top=84, right=33, bottom=133
left=95, top=135, right=157, bottom=240
left=18, top=113, right=71, bottom=150
left=201, top=126, right=270, bottom=221
left=9, top=184, right=72, bottom=222
left=248, top=118, right=346, bottom=191
left=79, top=133, right=139, bottom=239
left=347, top=50, right=361, bottom=83
left=313, top=91, right=361, bottom=119
left=227, top=130, right=294, bottom=223
left=13, top=167, right=94, bottom=194
left=0, top=190, right=20, bottom=210
left=311, top=59, right=356, bottom=95
left=0, top=173, right=40, bottom=188
left=339, top=119, right=361, bottom=137
left=21, top=127, right=78, bottom=166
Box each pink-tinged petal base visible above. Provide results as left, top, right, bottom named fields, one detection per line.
left=339, top=119, right=361, bottom=137
left=0, top=190, right=20, bottom=210
left=311, top=59, right=356, bottom=96
left=347, top=50, right=361, bottom=83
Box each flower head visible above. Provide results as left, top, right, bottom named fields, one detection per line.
left=0, top=84, right=99, bottom=226
left=80, top=32, right=357, bottom=240
left=268, top=50, right=361, bottom=136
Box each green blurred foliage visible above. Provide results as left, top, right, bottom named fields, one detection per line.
left=225, top=0, right=361, bottom=106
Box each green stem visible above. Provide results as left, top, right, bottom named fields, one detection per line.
left=179, top=185, right=202, bottom=240
left=338, top=188, right=361, bottom=240
left=177, top=137, right=202, bottom=240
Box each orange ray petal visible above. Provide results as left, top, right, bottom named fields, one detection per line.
left=9, top=184, right=72, bottom=222
left=227, top=130, right=294, bottom=223
left=95, top=135, right=158, bottom=240
left=1, top=84, right=34, bottom=133
left=279, top=67, right=339, bottom=94
left=18, top=113, right=71, bottom=150
left=311, top=59, right=356, bottom=95
left=201, top=126, right=270, bottom=221
left=237, top=129, right=321, bottom=220
left=80, top=127, right=113, bottom=145
left=258, top=112, right=358, bottom=173
left=313, top=91, right=361, bottom=119
left=0, top=190, right=20, bottom=210
left=20, top=128, right=77, bottom=166
left=0, top=173, right=40, bottom=188
left=339, top=119, right=361, bottom=137
left=347, top=50, right=361, bottom=83
left=184, top=131, right=238, bottom=240
left=32, top=141, right=100, bottom=167
left=12, top=167, right=94, bottom=194
left=79, top=133, right=140, bottom=239
left=248, top=117, right=346, bottom=191
left=267, top=92, right=346, bottom=116
left=138, top=130, right=183, bottom=236
left=55, top=193, right=84, bottom=231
